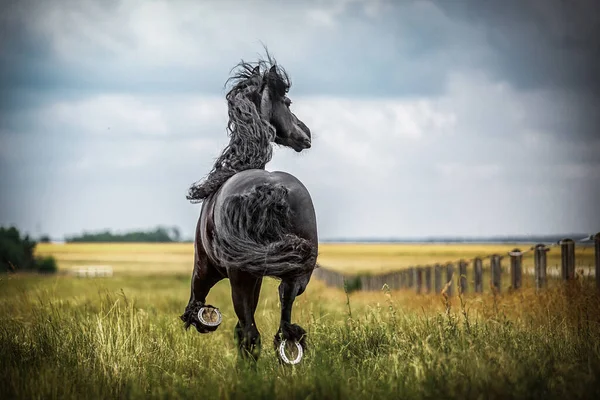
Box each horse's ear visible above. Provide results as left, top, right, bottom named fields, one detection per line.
left=251, top=65, right=261, bottom=75
left=269, top=65, right=278, bottom=77
left=267, top=65, right=286, bottom=96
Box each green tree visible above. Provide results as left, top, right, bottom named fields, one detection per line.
left=39, top=235, right=51, bottom=243
left=65, top=226, right=183, bottom=243
left=0, top=226, right=57, bottom=273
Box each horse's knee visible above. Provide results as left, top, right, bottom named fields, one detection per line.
left=279, top=274, right=311, bottom=299
left=296, top=282, right=307, bottom=296
left=295, top=272, right=312, bottom=296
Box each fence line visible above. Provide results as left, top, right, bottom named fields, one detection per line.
left=313, top=233, right=600, bottom=295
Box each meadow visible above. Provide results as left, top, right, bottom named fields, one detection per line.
left=1, top=243, right=600, bottom=399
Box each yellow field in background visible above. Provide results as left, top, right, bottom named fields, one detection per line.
left=35, top=243, right=193, bottom=274
left=35, top=242, right=597, bottom=275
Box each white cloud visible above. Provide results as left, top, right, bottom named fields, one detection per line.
left=435, top=163, right=503, bottom=180
left=46, top=96, right=169, bottom=136
left=27, top=92, right=457, bottom=177
left=295, top=97, right=456, bottom=140
left=5, top=67, right=597, bottom=239
left=306, top=0, right=386, bottom=27
left=41, top=94, right=226, bottom=139
left=28, top=0, right=351, bottom=69
left=306, top=8, right=338, bottom=28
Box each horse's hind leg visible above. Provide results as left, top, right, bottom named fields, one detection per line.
left=229, top=269, right=263, bottom=361
left=274, top=277, right=309, bottom=364
left=180, top=252, right=225, bottom=333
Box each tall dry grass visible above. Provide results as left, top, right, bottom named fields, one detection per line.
left=1, top=271, right=599, bottom=399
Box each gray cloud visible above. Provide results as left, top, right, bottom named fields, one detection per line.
left=4, top=0, right=598, bottom=105
left=0, top=0, right=490, bottom=105
left=432, top=0, right=600, bottom=97
left=1, top=0, right=599, bottom=239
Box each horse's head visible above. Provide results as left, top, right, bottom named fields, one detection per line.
left=188, top=55, right=313, bottom=203
left=255, top=65, right=311, bottom=152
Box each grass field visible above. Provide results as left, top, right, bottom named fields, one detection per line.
left=2, top=243, right=600, bottom=399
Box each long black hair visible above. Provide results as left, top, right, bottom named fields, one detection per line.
left=186, top=51, right=291, bottom=203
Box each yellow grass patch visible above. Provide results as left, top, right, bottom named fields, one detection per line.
left=36, top=242, right=596, bottom=276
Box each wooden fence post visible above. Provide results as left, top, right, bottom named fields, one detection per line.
left=408, top=267, right=414, bottom=288
left=595, top=233, right=600, bottom=291
left=399, top=270, right=404, bottom=289
left=458, top=259, right=468, bottom=294
left=392, top=271, right=401, bottom=290
left=375, top=275, right=383, bottom=291
left=560, top=238, right=575, bottom=281
left=534, top=244, right=549, bottom=290
left=474, top=257, right=483, bottom=293
left=373, top=275, right=379, bottom=291
left=424, top=266, right=432, bottom=294
left=434, top=263, right=442, bottom=294
left=359, top=275, right=367, bottom=291
left=415, top=267, right=423, bottom=294
left=508, top=248, right=522, bottom=290
left=490, top=254, right=503, bottom=292
left=446, top=263, right=454, bottom=297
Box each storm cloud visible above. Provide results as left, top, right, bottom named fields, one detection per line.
left=1, top=0, right=598, bottom=240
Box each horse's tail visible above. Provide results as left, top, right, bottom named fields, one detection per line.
left=212, top=183, right=317, bottom=279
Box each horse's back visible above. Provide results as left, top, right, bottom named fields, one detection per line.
left=214, top=169, right=318, bottom=245
left=216, top=169, right=306, bottom=196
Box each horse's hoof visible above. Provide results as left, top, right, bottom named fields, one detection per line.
left=277, top=339, right=303, bottom=365
left=196, top=306, right=222, bottom=331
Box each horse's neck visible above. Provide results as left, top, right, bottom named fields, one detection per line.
left=188, top=115, right=272, bottom=202
left=226, top=127, right=273, bottom=171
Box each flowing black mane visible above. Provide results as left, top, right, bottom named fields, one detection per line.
left=186, top=53, right=291, bottom=203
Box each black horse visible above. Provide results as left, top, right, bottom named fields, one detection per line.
left=180, top=52, right=318, bottom=364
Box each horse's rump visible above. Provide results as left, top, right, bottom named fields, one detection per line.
left=211, top=182, right=317, bottom=279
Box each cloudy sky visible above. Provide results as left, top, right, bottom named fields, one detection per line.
left=1, top=0, right=599, bottom=240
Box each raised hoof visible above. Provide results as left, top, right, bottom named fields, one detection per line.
left=196, top=306, right=222, bottom=332
left=180, top=303, right=221, bottom=334
left=277, top=339, right=304, bottom=365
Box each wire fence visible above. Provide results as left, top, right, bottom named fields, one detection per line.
left=312, top=232, right=600, bottom=295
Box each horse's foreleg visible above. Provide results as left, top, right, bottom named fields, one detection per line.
left=274, top=279, right=307, bottom=363
left=229, top=269, right=263, bottom=361
left=180, top=253, right=224, bottom=333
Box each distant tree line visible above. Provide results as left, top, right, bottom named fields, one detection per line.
left=0, top=226, right=57, bottom=273
left=321, top=234, right=593, bottom=244
left=65, top=226, right=183, bottom=243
